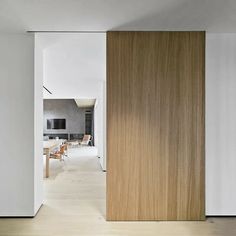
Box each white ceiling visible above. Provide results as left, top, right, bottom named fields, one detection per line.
left=1, top=0, right=236, bottom=33
left=75, top=99, right=96, bottom=108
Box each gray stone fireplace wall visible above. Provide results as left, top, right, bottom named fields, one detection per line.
left=43, top=99, right=90, bottom=137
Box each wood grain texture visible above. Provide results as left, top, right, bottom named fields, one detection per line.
left=107, top=32, right=205, bottom=221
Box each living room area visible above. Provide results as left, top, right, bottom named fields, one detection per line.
left=42, top=98, right=105, bottom=216
left=43, top=98, right=97, bottom=178
left=43, top=98, right=94, bottom=143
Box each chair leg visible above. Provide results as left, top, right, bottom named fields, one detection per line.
left=60, top=155, right=65, bottom=161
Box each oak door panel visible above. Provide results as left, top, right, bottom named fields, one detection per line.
left=107, top=32, right=205, bottom=220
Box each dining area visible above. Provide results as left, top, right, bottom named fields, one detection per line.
left=43, top=135, right=92, bottom=178
left=43, top=139, right=67, bottom=178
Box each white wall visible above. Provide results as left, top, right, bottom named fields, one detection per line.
left=42, top=33, right=106, bottom=99
left=206, top=33, right=236, bottom=215
left=0, top=33, right=42, bottom=216
left=93, top=81, right=106, bottom=170
left=34, top=34, right=44, bottom=215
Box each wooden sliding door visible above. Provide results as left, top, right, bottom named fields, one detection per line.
left=107, top=32, right=205, bottom=220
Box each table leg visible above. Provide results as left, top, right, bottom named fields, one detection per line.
left=46, top=150, right=50, bottom=178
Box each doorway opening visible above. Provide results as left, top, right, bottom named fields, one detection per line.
left=35, top=33, right=106, bottom=218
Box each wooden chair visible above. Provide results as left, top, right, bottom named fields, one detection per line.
left=64, top=143, right=69, bottom=157
left=50, top=144, right=66, bottom=161
left=80, top=134, right=92, bottom=146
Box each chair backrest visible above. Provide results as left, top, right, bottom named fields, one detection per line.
left=59, top=145, right=66, bottom=154
left=64, top=143, right=68, bottom=151
left=81, top=135, right=91, bottom=145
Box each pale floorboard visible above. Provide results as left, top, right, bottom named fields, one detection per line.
left=0, top=147, right=235, bottom=235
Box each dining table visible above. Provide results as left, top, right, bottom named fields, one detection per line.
left=43, top=139, right=66, bottom=178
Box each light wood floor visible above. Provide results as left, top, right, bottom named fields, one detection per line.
left=0, top=147, right=235, bottom=236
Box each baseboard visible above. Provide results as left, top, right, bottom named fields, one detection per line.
left=34, top=203, right=43, bottom=217
left=206, top=215, right=236, bottom=217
